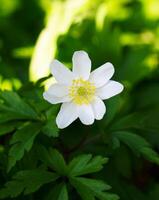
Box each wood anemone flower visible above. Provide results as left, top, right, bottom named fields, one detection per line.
left=43, top=51, right=124, bottom=129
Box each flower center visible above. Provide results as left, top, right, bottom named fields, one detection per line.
left=77, top=87, right=87, bottom=96
left=69, top=78, right=96, bottom=105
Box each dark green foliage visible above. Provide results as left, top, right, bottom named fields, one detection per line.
left=0, top=148, right=113, bottom=200
left=42, top=119, right=59, bottom=137
left=68, top=154, right=108, bottom=176
left=8, top=122, right=42, bottom=171
left=0, top=122, right=20, bottom=136
left=47, top=149, right=67, bottom=176
left=0, top=0, right=159, bottom=199
left=45, top=183, right=68, bottom=200
left=0, top=91, right=39, bottom=120
left=0, top=170, right=59, bottom=198
left=112, top=131, right=159, bottom=164
left=70, top=177, right=119, bottom=200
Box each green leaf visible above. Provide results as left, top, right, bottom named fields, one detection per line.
left=68, top=154, right=92, bottom=175
left=111, top=137, right=120, bottom=150
left=45, top=183, right=68, bottom=200
left=45, top=106, right=60, bottom=119
left=0, top=111, right=23, bottom=123
left=113, top=131, right=159, bottom=164
left=36, top=145, right=57, bottom=169
left=36, top=146, right=68, bottom=176
left=0, top=123, right=15, bottom=136
left=36, top=145, right=62, bottom=170
left=8, top=122, right=42, bottom=171
left=42, top=119, right=59, bottom=137
left=70, top=177, right=119, bottom=200
left=112, top=108, right=159, bottom=132
left=55, top=184, right=68, bottom=200
left=0, top=169, right=59, bottom=198
left=0, top=91, right=38, bottom=120
left=49, top=149, right=67, bottom=175
left=0, top=121, right=22, bottom=136
left=68, top=154, right=108, bottom=177
left=70, top=177, right=95, bottom=200
left=111, top=112, right=142, bottom=131
left=37, top=147, right=67, bottom=175
left=141, top=147, right=159, bottom=164
left=42, top=105, right=59, bottom=137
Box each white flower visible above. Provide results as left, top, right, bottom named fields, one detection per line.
left=43, top=51, right=124, bottom=129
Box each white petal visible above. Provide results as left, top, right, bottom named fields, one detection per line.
left=46, top=84, right=69, bottom=97
left=50, top=59, right=75, bottom=85
left=43, top=92, right=70, bottom=104
left=96, top=80, right=124, bottom=100
left=72, top=51, right=91, bottom=80
left=89, top=62, right=114, bottom=88
left=78, top=104, right=94, bottom=125
left=91, top=97, right=106, bottom=120
left=56, top=102, right=78, bottom=129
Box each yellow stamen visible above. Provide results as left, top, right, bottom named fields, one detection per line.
left=69, top=78, right=96, bottom=105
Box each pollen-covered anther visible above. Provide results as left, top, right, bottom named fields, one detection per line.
left=69, top=78, right=96, bottom=105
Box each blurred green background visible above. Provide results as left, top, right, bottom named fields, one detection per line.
left=0, top=0, right=159, bottom=199
left=0, top=0, right=159, bottom=89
